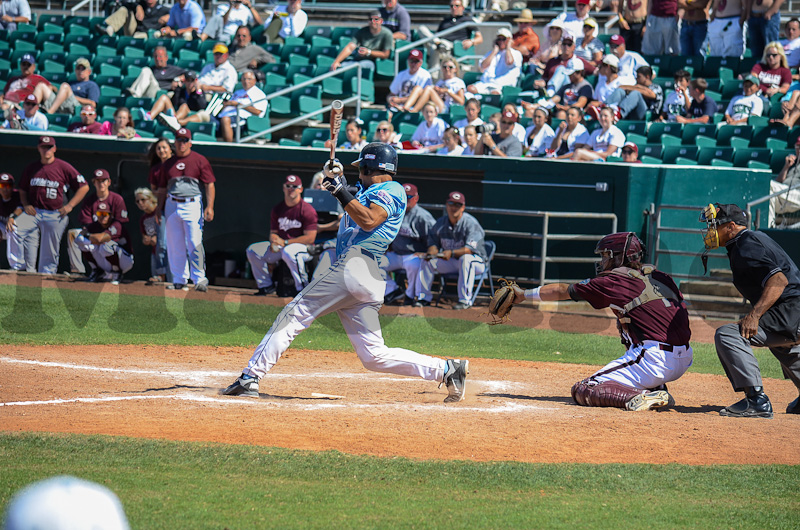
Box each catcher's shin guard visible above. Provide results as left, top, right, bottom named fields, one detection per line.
left=571, top=378, right=642, bottom=408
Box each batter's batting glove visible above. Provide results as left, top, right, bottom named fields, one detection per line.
left=321, top=159, right=356, bottom=207
left=323, top=159, right=344, bottom=180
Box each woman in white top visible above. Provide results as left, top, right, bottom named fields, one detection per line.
left=503, top=103, right=527, bottom=143
left=404, top=57, right=466, bottom=114
left=453, top=98, right=484, bottom=138
left=411, top=102, right=447, bottom=151
left=531, top=23, right=563, bottom=71
left=437, top=127, right=464, bottom=156
left=573, top=107, right=626, bottom=161
left=461, top=124, right=480, bottom=155
left=524, top=107, right=556, bottom=157
left=551, top=107, right=590, bottom=159
left=372, top=120, right=403, bottom=149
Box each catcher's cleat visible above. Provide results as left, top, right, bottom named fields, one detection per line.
left=625, top=390, right=674, bottom=411
left=440, top=359, right=469, bottom=403
left=222, top=374, right=259, bottom=397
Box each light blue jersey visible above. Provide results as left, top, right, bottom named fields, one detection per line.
left=336, top=180, right=406, bottom=257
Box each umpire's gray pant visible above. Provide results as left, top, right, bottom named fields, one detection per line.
left=714, top=322, right=800, bottom=392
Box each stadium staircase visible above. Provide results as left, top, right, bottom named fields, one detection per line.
left=680, top=268, right=750, bottom=319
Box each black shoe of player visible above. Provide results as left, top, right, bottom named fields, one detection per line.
left=384, top=287, right=404, bottom=305
left=787, top=396, right=800, bottom=414
left=413, top=299, right=430, bottom=308
left=719, top=387, right=773, bottom=419
left=254, top=285, right=276, bottom=296
left=84, top=268, right=103, bottom=283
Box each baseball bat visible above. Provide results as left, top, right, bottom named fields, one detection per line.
left=329, top=100, right=344, bottom=164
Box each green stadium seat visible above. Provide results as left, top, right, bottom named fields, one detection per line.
left=646, top=55, right=674, bottom=76
left=98, top=95, right=127, bottom=109
left=286, top=64, right=314, bottom=79
left=660, top=134, right=682, bottom=146
left=716, top=124, right=753, bottom=147
left=278, top=138, right=301, bottom=146
left=733, top=147, right=772, bottom=167
left=448, top=105, right=466, bottom=123
left=35, top=32, right=64, bottom=50
left=675, top=156, right=698, bottom=165
left=480, top=104, right=501, bottom=122
left=100, top=85, right=122, bottom=97
left=616, top=120, right=647, bottom=136
left=747, top=115, right=769, bottom=127
left=185, top=122, right=216, bottom=137
left=48, top=113, right=73, bottom=128
left=674, top=55, right=704, bottom=75
left=260, top=63, right=287, bottom=76
left=95, top=74, right=122, bottom=88
left=647, top=122, right=682, bottom=143
left=626, top=132, right=648, bottom=145
left=638, top=144, right=663, bottom=159
left=38, top=13, right=65, bottom=30
left=10, top=30, right=35, bottom=45
left=309, top=35, right=333, bottom=49
left=704, top=90, right=722, bottom=103
left=246, top=115, right=271, bottom=141
left=721, top=79, right=744, bottom=100
left=639, top=155, right=662, bottom=164
left=662, top=145, right=698, bottom=164
left=304, top=25, right=333, bottom=42
left=751, top=124, right=787, bottom=147
left=697, top=146, right=735, bottom=165
left=770, top=149, right=794, bottom=172
left=702, top=56, right=739, bottom=78
left=301, top=127, right=329, bottom=146
left=392, top=111, right=422, bottom=130
left=694, top=135, right=716, bottom=147
left=359, top=108, right=389, bottom=125
left=682, top=122, right=716, bottom=144
left=351, top=77, right=375, bottom=101
left=125, top=96, right=153, bottom=109
left=192, top=132, right=217, bottom=142
left=739, top=56, right=759, bottom=75
left=145, top=39, right=172, bottom=56
left=65, top=34, right=93, bottom=50
left=99, top=63, right=122, bottom=77
left=280, top=44, right=311, bottom=62
left=331, top=26, right=358, bottom=43
left=178, top=49, right=201, bottom=61
left=176, top=59, right=203, bottom=71
left=42, top=60, right=66, bottom=74
left=122, top=56, right=151, bottom=74
left=116, top=37, right=145, bottom=52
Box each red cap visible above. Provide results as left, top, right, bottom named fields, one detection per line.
left=284, top=174, right=301, bottom=186
left=448, top=191, right=466, bottom=205
left=39, top=135, right=56, bottom=147
left=403, top=183, right=418, bottom=197
left=502, top=110, right=518, bottom=123
left=622, top=142, right=638, bottom=153
left=93, top=168, right=110, bottom=180
left=24, top=94, right=38, bottom=104
left=176, top=128, right=192, bottom=140
left=0, top=173, right=14, bottom=185
left=610, top=34, right=625, bottom=46
left=577, top=0, right=591, bottom=4
left=96, top=202, right=110, bottom=214
left=795, top=136, right=800, bottom=146
left=408, top=49, right=423, bottom=61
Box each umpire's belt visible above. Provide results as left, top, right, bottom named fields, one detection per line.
left=169, top=195, right=199, bottom=203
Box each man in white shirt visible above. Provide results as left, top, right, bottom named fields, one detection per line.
left=590, top=54, right=624, bottom=106
left=2, top=93, right=48, bottom=131
left=781, top=17, right=800, bottom=67
left=661, top=69, right=692, bottom=122
left=610, top=34, right=648, bottom=84
left=546, top=0, right=597, bottom=40
left=197, top=43, right=238, bottom=94
left=216, top=70, right=267, bottom=142
left=264, top=0, right=307, bottom=44
left=725, top=75, right=764, bottom=124
left=201, top=0, right=262, bottom=42
left=467, top=28, right=523, bottom=95
left=387, top=49, right=432, bottom=111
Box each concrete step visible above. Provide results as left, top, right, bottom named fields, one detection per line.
left=708, top=268, right=733, bottom=280
left=684, top=293, right=749, bottom=318
left=680, top=280, right=742, bottom=298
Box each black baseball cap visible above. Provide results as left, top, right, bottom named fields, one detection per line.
left=714, top=203, right=748, bottom=226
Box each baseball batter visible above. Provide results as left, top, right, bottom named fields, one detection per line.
left=0, top=173, right=32, bottom=271
left=154, top=127, right=215, bottom=292
left=223, top=143, right=469, bottom=403
left=510, top=232, right=693, bottom=411
left=416, top=191, right=487, bottom=309
left=381, top=182, right=435, bottom=305
left=246, top=174, right=318, bottom=296
left=73, top=201, right=134, bottom=283
left=17, top=136, right=89, bottom=274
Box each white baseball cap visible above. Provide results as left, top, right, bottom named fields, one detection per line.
left=496, top=28, right=513, bottom=39
left=564, top=57, right=585, bottom=75
left=602, top=54, right=620, bottom=68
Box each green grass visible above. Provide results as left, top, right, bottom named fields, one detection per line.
left=1, top=433, right=799, bottom=530
left=0, top=284, right=786, bottom=378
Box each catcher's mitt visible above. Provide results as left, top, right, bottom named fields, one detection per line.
left=488, top=278, right=519, bottom=325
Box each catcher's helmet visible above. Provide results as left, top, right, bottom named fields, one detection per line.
left=594, top=232, right=644, bottom=274
left=352, top=142, right=398, bottom=174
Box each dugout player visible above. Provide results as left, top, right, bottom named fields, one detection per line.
left=73, top=202, right=134, bottom=284
left=510, top=232, right=693, bottom=411
left=246, top=174, right=318, bottom=296
left=381, top=182, right=435, bottom=306
left=416, top=191, right=487, bottom=309
left=0, top=172, right=31, bottom=271
left=700, top=203, right=800, bottom=418
left=18, top=136, right=90, bottom=275
left=66, top=168, right=129, bottom=277
left=223, top=143, right=470, bottom=403
left=154, top=127, right=216, bottom=292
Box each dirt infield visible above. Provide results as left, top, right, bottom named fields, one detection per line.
left=1, top=275, right=799, bottom=465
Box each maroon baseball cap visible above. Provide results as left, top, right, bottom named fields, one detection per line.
left=622, top=142, right=638, bottom=153
left=176, top=128, right=192, bottom=140
left=610, top=34, right=625, bottom=46
left=577, top=0, right=591, bottom=5
left=93, top=168, right=110, bottom=180
left=24, top=94, right=38, bottom=104
left=502, top=110, right=518, bottom=123
left=795, top=136, right=800, bottom=146
left=448, top=191, right=466, bottom=205
left=403, top=183, right=418, bottom=197
left=0, top=173, right=14, bottom=185
left=408, top=49, right=423, bottom=62
left=284, top=174, right=302, bottom=186
left=39, top=135, right=56, bottom=147
left=96, top=202, right=110, bottom=214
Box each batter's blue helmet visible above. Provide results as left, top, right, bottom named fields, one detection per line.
left=352, top=142, right=398, bottom=174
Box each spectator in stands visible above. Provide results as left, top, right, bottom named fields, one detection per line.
left=213, top=70, right=267, bottom=142
left=158, top=0, right=205, bottom=40
left=575, top=17, right=604, bottom=68
left=551, top=106, right=590, bottom=159
left=511, top=9, right=540, bottom=64
left=40, top=58, right=100, bottom=115
left=228, top=26, right=275, bottom=74
left=201, top=0, right=262, bottom=42
left=67, top=105, right=103, bottom=134
left=725, top=74, right=764, bottom=124
left=2, top=93, right=48, bottom=130
left=325, top=118, right=367, bottom=151
left=617, top=0, right=648, bottom=52
left=770, top=138, right=800, bottom=224
left=331, top=11, right=393, bottom=77
left=610, top=35, right=648, bottom=83
left=467, top=28, right=522, bottom=95
left=96, top=0, right=170, bottom=38
left=589, top=54, right=624, bottom=108
left=707, top=0, right=746, bottom=57
left=747, top=0, right=784, bottom=59
left=661, top=68, right=692, bottom=122
left=502, top=103, right=527, bottom=143
left=134, top=187, right=165, bottom=282
left=679, top=0, right=710, bottom=56
left=128, top=46, right=186, bottom=99
left=532, top=20, right=563, bottom=72
left=781, top=18, right=800, bottom=70
left=524, top=107, right=556, bottom=157
left=2, top=54, right=49, bottom=108
left=676, top=78, right=718, bottom=123
left=573, top=107, right=626, bottom=161
left=462, top=124, right=480, bottom=155
left=752, top=42, right=792, bottom=98
left=387, top=49, right=432, bottom=112
left=380, top=0, right=411, bottom=42
left=437, top=126, right=464, bottom=156
left=404, top=56, right=465, bottom=114
left=197, top=43, right=238, bottom=94
left=476, top=110, right=523, bottom=157
left=146, top=137, right=173, bottom=281
left=0, top=0, right=30, bottom=32
left=641, top=0, right=680, bottom=55
left=411, top=102, right=447, bottom=151
left=546, top=0, right=596, bottom=41
left=418, top=0, right=482, bottom=70
left=373, top=120, right=403, bottom=148
left=525, top=58, right=592, bottom=117
left=453, top=98, right=483, bottom=137
left=621, top=141, right=641, bottom=163
left=601, top=65, right=663, bottom=121
left=775, top=84, right=800, bottom=127
left=145, top=71, right=205, bottom=123
left=263, top=0, right=307, bottom=44
left=99, top=107, right=138, bottom=138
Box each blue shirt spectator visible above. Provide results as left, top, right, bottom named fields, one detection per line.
left=163, top=0, right=205, bottom=36
left=0, top=0, right=31, bottom=32
left=379, top=0, right=410, bottom=41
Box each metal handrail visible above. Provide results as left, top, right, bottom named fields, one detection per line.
left=746, top=181, right=800, bottom=229
left=70, top=0, right=96, bottom=17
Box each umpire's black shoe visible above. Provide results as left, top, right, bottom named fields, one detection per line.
left=84, top=268, right=103, bottom=283
left=254, top=285, right=276, bottom=296
left=719, top=387, right=773, bottom=418
left=402, top=295, right=415, bottom=306
left=413, top=298, right=430, bottom=308
left=787, top=396, right=800, bottom=414
left=384, top=287, right=404, bottom=305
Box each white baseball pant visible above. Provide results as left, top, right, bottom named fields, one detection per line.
left=243, top=245, right=448, bottom=381
left=23, top=209, right=69, bottom=274
left=381, top=251, right=423, bottom=299
left=418, top=254, right=486, bottom=305
left=0, top=216, right=29, bottom=271
left=74, top=234, right=134, bottom=274
left=246, top=241, right=313, bottom=291
left=165, top=196, right=206, bottom=285
left=592, top=341, right=693, bottom=390
left=67, top=228, right=86, bottom=274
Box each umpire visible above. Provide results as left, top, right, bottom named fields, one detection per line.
left=700, top=203, right=800, bottom=418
